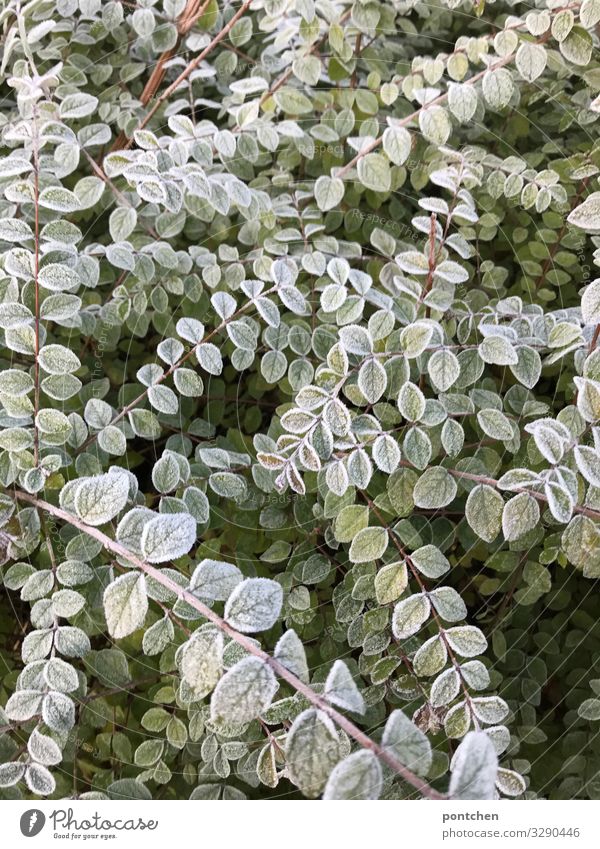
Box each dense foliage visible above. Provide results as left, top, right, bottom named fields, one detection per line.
left=0, top=0, right=600, bottom=802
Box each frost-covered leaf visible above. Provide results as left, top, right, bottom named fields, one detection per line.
left=141, top=513, right=196, bottom=563
left=568, top=193, right=600, bottom=233
left=190, top=559, right=242, bottom=601
left=582, top=279, right=600, bottom=325
left=466, top=485, right=503, bottom=543
left=210, top=656, right=277, bottom=725
left=314, top=175, right=345, bottom=211
left=357, top=153, right=391, bottom=192
left=430, top=668, right=461, bottom=708
left=502, top=493, right=540, bottom=541
left=28, top=728, right=62, bottom=766
left=25, top=762, right=56, bottom=796
left=224, top=578, right=283, bottom=633
left=392, top=594, right=430, bottom=640
left=285, top=709, right=340, bottom=798
left=181, top=629, right=223, bottom=697
left=375, top=561, right=408, bottom=604
left=445, top=626, right=487, bottom=658
left=324, top=660, right=365, bottom=714
left=449, top=731, right=498, bottom=799
left=413, top=466, right=457, bottom=508
left=382, top=710, right=432, bottom=777
left=348, top=526, right=388, bottom=563
left=74, top=473, right=129, bottom=526
left=274, top=629, right=309, bottom=683
left=323, top=750, right=383, bottom=800
left=103, top=572, right=148, bottom=639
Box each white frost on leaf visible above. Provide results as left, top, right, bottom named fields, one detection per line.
left=140, top=512, right=196, bottom=563
left=285, top=708, right=341, bottom=799
left=224, top=578, right=283, bottom=633
left=322, top=750, right=383, bottom=800
left=210, top=656, right=277, bottom=725
left=189, top=558, right=242, bottom=601
left=274, top=629, right=309, bottom=683
left=324, top=660, right=365, bottom=714
left=73, top=472, right=129, bottom=526
left=449, top=731, right=498, bottom=799
left=103, top=571, right=148, bottom=639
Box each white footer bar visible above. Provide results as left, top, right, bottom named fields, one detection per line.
left=1, top=799, right=597, bottom=848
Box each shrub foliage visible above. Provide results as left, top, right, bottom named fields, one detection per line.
left=1, top=0, right=600, bottom=801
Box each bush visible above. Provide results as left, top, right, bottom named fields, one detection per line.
left=0, top=0, right=600, bottom=802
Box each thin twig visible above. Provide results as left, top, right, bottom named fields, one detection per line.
left=14, top=490, right=446, bottom=800
left=32, top=113, right=40, bottom=467
left=115, top=0, right=254, bottom=151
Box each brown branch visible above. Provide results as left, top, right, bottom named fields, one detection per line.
left=437, top=463, right=600, bottom=522
left=14, top=490, right=446, bottom=800
left=110, top=0, right=212, bottom=151
left=32, top=116, right=40, bottom=467
left=589, top=323, right=600, bottom=356
left=115, top=0, right=254, bottom=151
